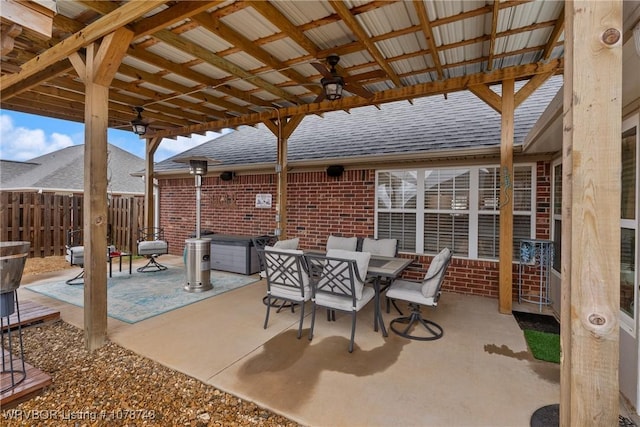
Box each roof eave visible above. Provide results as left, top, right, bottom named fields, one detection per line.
left=522, top=86, right=564, bottom=153
left=150, top=145, right=529, bottom=178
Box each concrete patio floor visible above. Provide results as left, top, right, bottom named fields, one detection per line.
left=16, top=255, right=631, bottom=426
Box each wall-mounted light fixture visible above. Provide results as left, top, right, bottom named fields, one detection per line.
left=220, top=171, right=235, bottom=181
left=326, top=164, right=345, bottom=177
left=130, top=106, right=148, bottom=136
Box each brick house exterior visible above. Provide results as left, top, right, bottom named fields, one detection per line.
left=159, top=160, right=552, bottom=301
left=153, top=77, right=563, bottom=301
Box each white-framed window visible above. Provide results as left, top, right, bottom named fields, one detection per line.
left=621, top=114, right=639, bottom=335
left=375, top=164, right=535, bottom=260
left=376, top=170, right=418, bottom=252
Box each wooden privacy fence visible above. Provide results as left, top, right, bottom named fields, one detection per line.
left=0, top=191, right=144, bottom=258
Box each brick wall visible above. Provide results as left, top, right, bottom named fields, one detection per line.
left=159, top=160, right=552, bottom=301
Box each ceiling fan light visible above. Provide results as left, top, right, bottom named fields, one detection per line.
left=130, top=107, right=148, bottom=136
left=321, top=75, right=344, bottom=100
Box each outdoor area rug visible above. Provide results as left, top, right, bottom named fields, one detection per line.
left=26, top=267, right=259, bottom=323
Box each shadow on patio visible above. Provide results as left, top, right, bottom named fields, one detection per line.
left=19, top=255, right=560, bottom=426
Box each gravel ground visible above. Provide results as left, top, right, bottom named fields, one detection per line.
left=2, top=259, right=300, bottom=427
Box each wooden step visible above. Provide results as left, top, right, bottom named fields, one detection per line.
left=0, top=299, right=58, bottom=406
left=0, top=350, right=52, bottom=407
left=1, top=299, right=61, bottom=331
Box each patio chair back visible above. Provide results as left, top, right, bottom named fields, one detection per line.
left=261, top=247, right=311, bottom=338
left=251, top=235, right=278, bottom=278
left=305, top=249, right=373, bottom=352
left=65, top=229, right=84, bottom=267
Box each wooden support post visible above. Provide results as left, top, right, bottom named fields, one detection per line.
left=276, top=128, right=288, bottom=240
left=144, top=137, right=162, bottom=233
left=264, top=114, right=304, bottom=239
left=70, top=28, right=133, bottom=351
left=470, top=76, right=555, bottom=314
left=83, top=75, right=109, bottom=351
left=499, top=79, right=514, bottom=314
left=561, top=1, right=622, bottom=425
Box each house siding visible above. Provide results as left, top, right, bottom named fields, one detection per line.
left=159, top=160, right=552, bottom=301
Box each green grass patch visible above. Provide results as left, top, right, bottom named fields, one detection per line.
left=523, top=329, right=560, bottom=364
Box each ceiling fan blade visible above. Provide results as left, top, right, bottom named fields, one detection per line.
left=311, top=61, right=333, bottom=78
left=343, top=69, right=386, bottom=83
left=345, top=82, right=374, bottom=99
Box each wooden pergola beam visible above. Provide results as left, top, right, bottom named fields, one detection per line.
left=329, top=0, right=402, bottom=88
left=131, top=1, right=225, bottom=39
left=486, top=0, right=501, bottom=71
left=247, top=0, right=321, bottom=57
left=542, top=6, right=565, bottom=60
left=0, top=1, right=166, bottom=100
left=191, top=12, right=322, bottom=97
left=1, top=0, right=54, bottom=39
left=149, top=59, right=563, bottom=139
left=151, top=29, right=304, bottom=105
left=413, top=0, right=444, bottom=80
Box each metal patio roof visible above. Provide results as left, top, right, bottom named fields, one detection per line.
left=1, top=0, right=567, bottom=139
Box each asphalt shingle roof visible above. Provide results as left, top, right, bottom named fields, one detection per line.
left=155, top=76, right=563, bottom=173
left=0, top=160, right=39, bottom=184
left=1, top=144, right=145, bottom=194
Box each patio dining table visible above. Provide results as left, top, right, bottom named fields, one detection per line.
left=305, top=250, right=414, bottom=337
left=366, top=255, right=414, bottom=336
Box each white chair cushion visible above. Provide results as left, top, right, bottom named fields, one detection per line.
left=421, top=248, right=452, bottom=297
left=361, top=238, right=397, bottom=256
left=315, top=286, right=375, bottom=311
left=270, top=284, right=311, bottom=302
left=273, top=237, right=299, bottom=250
left=138, top=240, right=168, bottom=255
left=264, top=247, right=310, bottom=293
left=387, top=279, right=438, bottom=306
left=323, top=249, right=371, bottom=300
left=326, top=235, right=358, bottom=251
left=66, top=246, right=84, bottom=264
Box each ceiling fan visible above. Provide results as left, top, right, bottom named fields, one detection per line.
left=112, top=106, right=156, bottom=134
left=311, top=54, right=376, bottom=102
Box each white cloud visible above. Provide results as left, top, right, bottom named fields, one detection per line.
left=154, top=130, right=230, bottom=161
left=0, top=114, right=74, bottom=161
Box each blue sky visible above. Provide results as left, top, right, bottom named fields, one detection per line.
left=0, top=110, right=227, bottom=162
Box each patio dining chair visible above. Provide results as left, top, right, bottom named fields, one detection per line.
left=386, top=247, right=452, bottom=341
left=326, top=235, right=358, bottom=251
left=137, top=227, right=169, bottom=273
left=262, top=247, right=311, bottom=338
left=360, top=237, right=401, bottom=313
left=306, top=249, right=372, bottom=353
left=64, top=229, right=84, bottom=285
left=64, top=229, right=126, bottom=284
left=252, top=235, right=279, bottom=279
left=254, top=236, right=303, bottom=312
